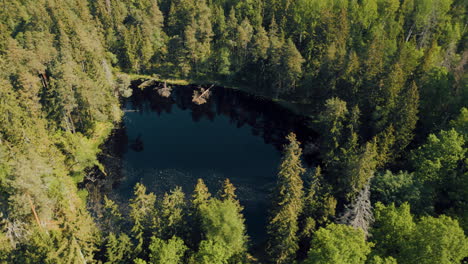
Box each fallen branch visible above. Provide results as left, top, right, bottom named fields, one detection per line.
left=138, top=79, right=157, bottom=89
left=27, top=194, right=42, bottom=231
left=192, top=85, right=213, bottom=105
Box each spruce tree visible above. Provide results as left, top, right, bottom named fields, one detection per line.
left=318, top=97, right=349, bottom=163
left=105, top=233, right=133, bottom=264
left=159, top=187, right=186, bottom=239
left=103, top=196, right=123, bottom=232
left=218, top=178, right=243, bottom=211
left=129, top=183, right=156, bottom=256
left=192, top=178, right=211, bottom=208
left=190, top=179, right=212, bottom=246
left=267, top=132, right=305, bottom=264
left=278, top=38, right=304, bottom=94
left=393, top=81, right=419, bottom=155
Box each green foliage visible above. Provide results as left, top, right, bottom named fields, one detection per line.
left=371, top=170, right=421, bottom=206
left=147, top=236, right=187, bottom=264
left=195, top=239, right=234, bottom=264
left=159, top=187, right=187, bottom=239
left=318, top=97, right=349, bottom=162
left=0, top=0, right=466, bottom=262
left=267, top=132, right=305, bottom=263
left=200, top=199, right=247, bottom=260
left=342, top=140, right=379, bottom=200
left=302, top=166, right=336, bottom=233
left=105, top=233, right=133, bottom=264
left=450, top=107, right=468, bottom=139
left=129, top=183, right=157, bottom=255
left=411, top=129, right=465, bottom=183
left=192, top=178, right=211, bottom=208
left=371, top=202, right=415, bottom=258
left=305, top=223, right=372, bottom=264
left=371, top=202, right=468, bottom=263
left=367, top=255, right=397, bottom=264
left=405, top=215, right=468, bottom=264
left=218, top=178, right=243, bottom=211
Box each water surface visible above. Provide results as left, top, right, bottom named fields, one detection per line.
left=114, top=85, right=317, bottom=244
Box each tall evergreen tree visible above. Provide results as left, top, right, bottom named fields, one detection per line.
left=192, top=178, right=211, bottom=208
left=277, top=38, right=304, bottom=95
left=190, top=178, right=212, bottom=246
left=159, top=187, right=186, bottom=239
left=218, top=178, right=243, bottom=211
left=129, top=183, right=157, bottom=256
left=267, top=132, right=305, bottom=264
left=392, top=81, right=419, bottom=154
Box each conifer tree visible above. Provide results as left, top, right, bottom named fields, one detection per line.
left=105, top=233, right=133, bottom=264
left=393, top=81, right=419, bottom=155
left=159, top=187, right=186, bottom=239
left=318, top=97, right=349, bottom=163
left=302, top=166, right=336, bottom=231
left=102, top=196, right=123, bottom=234
left=218, top=178, right=243, bottom=211
left=278, top=38, right=304, bottom=94
left=299, top=166, right=337, bottom=257
left=129, top=183, right=156, bottom=256
left=192, top=178, right=211, bottom=208
left=341, top=139, right=379, bottom=201
left=251, top=26, right=270, bottom=61
left=267, top=132, right=305, bottom=264
left=190, top=179, right=212, bottom=246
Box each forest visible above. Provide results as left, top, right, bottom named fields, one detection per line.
left=0, top=0, right=467, bottom=263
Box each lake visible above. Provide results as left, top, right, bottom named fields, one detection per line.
left=111, top=83, right=318, bottom=245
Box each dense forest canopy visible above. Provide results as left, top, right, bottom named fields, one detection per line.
left=0, top=0, right=467, bottom=263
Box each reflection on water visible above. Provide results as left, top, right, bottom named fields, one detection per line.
left=113, top=84, right=318, bottom=245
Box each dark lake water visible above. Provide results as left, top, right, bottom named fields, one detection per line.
left=112, top=84, right=318, bottom=245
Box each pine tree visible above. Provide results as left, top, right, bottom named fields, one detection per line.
left=251, top=26, right=270, bottom=61
left=105, top=233, right=133, bottom=264
left=190, top=179, right=212, bottom=246
left=277, top=38, right=304, bottom=94
left=341, top=139, right=379, bottom=201
left=299, top=166, right=337, bottom=257
left=302, top=166, right=336, bottom=230
left=219, top=178, right=243, bottom=212
left=183, top=0, right=213, bottom=76
left=129, top=183, right=156, bottom=256
left=267, top=132, right=305, bottom=264
left=318, top=97, right=349, bottom=163
left=102, top=196, right=123, bottom=234
left=159, top=187, right=186, bottom=239
left=192, top=178, right=211, bottom=208
left=393, top=81, right=419, bottom=155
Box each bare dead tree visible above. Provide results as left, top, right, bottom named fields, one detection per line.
left=337, top=179, right=374, bottom=237
left=192, top=85, right=213, bottom=105
left=1, top=213, right=29, bottom=249
left=138, top=79, right=157, bottom=89
left=155, top=81, right=172, bottom=98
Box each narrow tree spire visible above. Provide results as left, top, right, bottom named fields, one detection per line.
left=267, top=132, right=305, bottom=264
left=192, top=178, right=211, bottom=208
left=219, top=178, right=243, bottom=211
